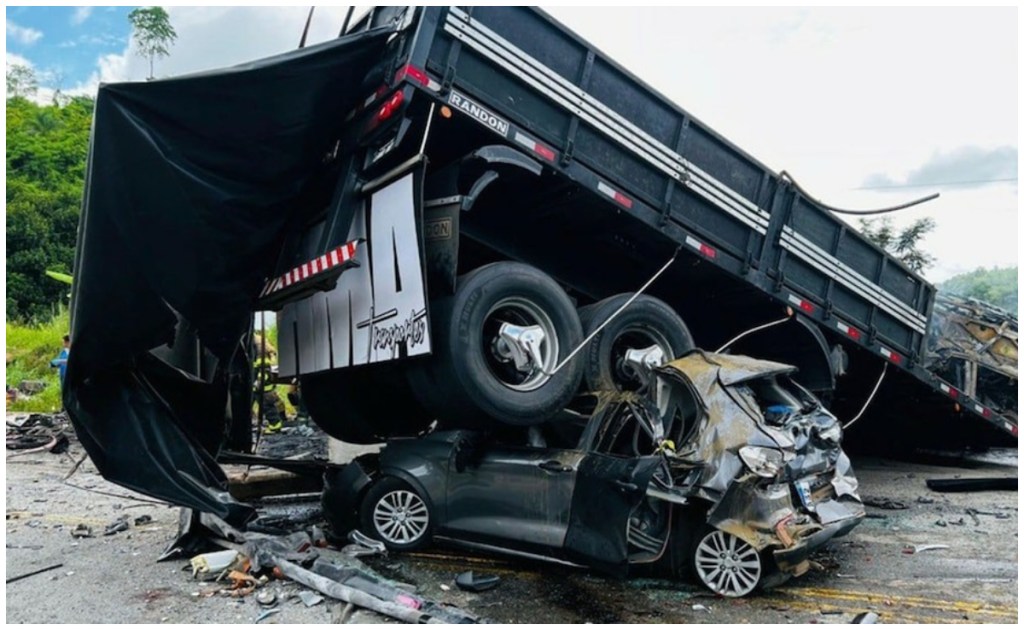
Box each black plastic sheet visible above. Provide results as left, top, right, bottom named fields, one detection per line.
left=65, top=27, right=393, bottom=525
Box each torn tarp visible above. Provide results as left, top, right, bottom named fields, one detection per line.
left=65, top=26, right=395, bottom=525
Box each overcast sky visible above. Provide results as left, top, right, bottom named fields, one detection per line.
left=5, top=5, right=1017, bottom=282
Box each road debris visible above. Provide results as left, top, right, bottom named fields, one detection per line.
left=190, top=550, right=242, bottom=577
left=965, top=508, right=982, bottom=526
left=853, top=611, right=880, bottom=623
left=71, top=524, right=93, bottom=538
left=692, top=604, right=712, bottom=613
left=298, top=591, right=325, bottom=607
left=926, top=477, right=1017, bottom=493
left=342, top=529, right=386, bottom=558
left=861, top=497, right=908, bottom=510
left=254, top=608, right=281, bottom=623
left=274, top=557, right=472, bottom=624
left=6, top=413, right=71, bottom=456
left=103, top=516, right=130, bottom=536
left=6, top=563, right=64, bottom=584
left=134, top=514, right=153, bottom=526
left=902, top=544, right=950, bottom=555
left=456, top=570, right=501, bottom=593
left=256, top=589, right=278, bottom=606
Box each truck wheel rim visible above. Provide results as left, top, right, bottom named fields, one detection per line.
left=694, top=530, right=761, bottom=597
left=611, top=326, right=673, bottom=390
left=483, top=297, right=559, bottom=392
left=373, top=490, right=429, bottom=544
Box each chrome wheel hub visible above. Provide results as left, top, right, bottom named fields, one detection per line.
left=483, top=297, right=559, bottom=392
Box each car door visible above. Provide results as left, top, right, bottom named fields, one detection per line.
left=562, top=453, right=663, bottom=576
left=443, top=436, right=584, bottom=551
left=562, top=396, right=668, bottom=575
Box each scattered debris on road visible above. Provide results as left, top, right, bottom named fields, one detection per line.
left=71, top=524, right=93, bottom=539
left=190, top=549, right=242, bottom=577
left=103, top=516, right=130, bottom=536
left=456, top=570, right=501, bottom=593
left=926, top=477, right=1017, bottom=493
left=6, top=413, right=71, bottom=456
left=862, top=497, right=909, bottom=510
left=6, top=563, right=65, bottom=584
left=298, top=591, right=325, bottom=607
left=903, top=544, right=950, bottom=555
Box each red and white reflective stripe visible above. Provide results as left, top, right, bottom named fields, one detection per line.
left=597, top=181, right=633, bottom=208
left=835, top=320, right=861, bottom=340
left=263, top=240, right=359, bottom=297
left=684, top=235, right=716, bottom=258
left=513, top=131, right=555, bottom=162
left=395, top=65, right=441, bottom=92
left=879, top=346, right=902, bottom=364
left=787, top=293, right=815, bottom=314
left=974, top=404, right=991, bottom=418
left=938, top=382, right=959, bottom=399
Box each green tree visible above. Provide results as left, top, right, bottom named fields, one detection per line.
left=128, top=7, right=177, bottom=80
left=6, top=64, right=38, bottom=100
left=6, top=96, right=94, bottom=321
left=939, top=267, right=1017, bottom=314
left=858, top=217, right=936, bottom=273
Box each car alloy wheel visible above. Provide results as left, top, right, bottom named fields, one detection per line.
left=693, top=529, right=762, bottom=597
left=372, top=489, right=430, bottom=546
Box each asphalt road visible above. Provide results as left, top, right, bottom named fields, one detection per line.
left=5, top=428, right=1018, bottom=624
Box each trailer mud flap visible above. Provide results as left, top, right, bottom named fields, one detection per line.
left=563, top=454, right=662, bottom=576
left=279, top=165, right=432, bottom=377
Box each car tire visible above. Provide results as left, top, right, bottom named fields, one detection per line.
left=301, top=365, right=433, bottom=444
left=690, top=526, right=764, bottom=598
left=407, top=262, right=584, bottom=427
left=577, top=294, right=693, bottom=392
left=359, top=476, right=432, bottom=552
left=661, top=504, right=703, bottom=580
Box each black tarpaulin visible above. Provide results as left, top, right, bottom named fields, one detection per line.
left=65, top=27, right=394, bottom=525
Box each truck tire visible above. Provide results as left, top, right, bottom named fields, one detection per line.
left=301, top=365, right=433, bottom=444
left=577, top=294, right=693, bottom=392
left=407, top=262, right=584, bottom=427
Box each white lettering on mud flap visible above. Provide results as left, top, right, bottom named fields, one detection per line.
left=448, top=90, right=510, bottom=137
left=280, top=173, right=431, bottom=376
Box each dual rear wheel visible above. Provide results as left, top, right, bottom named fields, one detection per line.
left=306, top=261, right=693, bottom=438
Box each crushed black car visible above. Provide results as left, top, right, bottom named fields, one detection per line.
left=323, top=350, right=865, bottom=597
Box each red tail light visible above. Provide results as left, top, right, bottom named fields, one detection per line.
left=376, top=90, right=405, bottom=123
left=395, top=64, right=430, bottom=86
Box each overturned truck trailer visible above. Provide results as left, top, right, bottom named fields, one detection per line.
left=67, top=7, right=1016, bottom=523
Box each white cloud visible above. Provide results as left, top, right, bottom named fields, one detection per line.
left=68, top=52, right=130, bottom=96
left=6, top=52, right=34, bottom=70
left=6, top=19, right=43, bottom=45
left=71, top=7, right=93, bottom=26
left=547, top=7, right=1017, bottom=279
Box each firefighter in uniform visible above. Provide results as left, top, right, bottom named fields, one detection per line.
left=252, top=336, right=285, bottom=434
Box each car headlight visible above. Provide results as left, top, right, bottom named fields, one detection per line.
left=817, top=423, right=842, bottom=444
left=739, top=446, right=785, bottom=479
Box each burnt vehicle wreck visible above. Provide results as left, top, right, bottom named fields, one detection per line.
left=324, top=351, right=864, bottom=597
